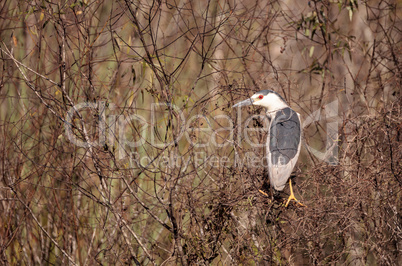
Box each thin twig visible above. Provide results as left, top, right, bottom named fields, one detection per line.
left=12, top=189, right=77, bottom=265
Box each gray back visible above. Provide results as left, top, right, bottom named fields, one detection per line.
left=269, top=107, right=301, bottom=165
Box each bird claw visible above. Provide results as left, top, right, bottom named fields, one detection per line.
left=258, top=189, right=269, bottom=197
left=284, top=194, right=305, bottom=207
left=284, top=180, right=306, bottom=208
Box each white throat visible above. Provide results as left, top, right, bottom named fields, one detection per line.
left=254, top=93, right=289, bottom=112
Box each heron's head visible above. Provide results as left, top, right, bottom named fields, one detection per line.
left=232, top=89, right=289, bottom=112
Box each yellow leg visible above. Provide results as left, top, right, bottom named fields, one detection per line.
left=284, top=179, right=305, bottom=207
left=258, top=189, right=273, bottom=203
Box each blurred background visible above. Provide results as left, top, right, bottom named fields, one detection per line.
left=0, top=0, right=400, bottom=264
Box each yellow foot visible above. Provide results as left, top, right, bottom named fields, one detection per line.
left=258, top=190, right=273, bottom=203
left=284, top=180, right=305, bottom=207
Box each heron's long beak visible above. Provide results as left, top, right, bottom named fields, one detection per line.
left=232, top=98, right=254, bottom=108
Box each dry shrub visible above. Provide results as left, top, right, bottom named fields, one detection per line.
left=0, top=0, right=400, bottom=265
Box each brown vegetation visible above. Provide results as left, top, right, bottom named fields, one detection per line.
left=0, top=0, right=401, bottom=264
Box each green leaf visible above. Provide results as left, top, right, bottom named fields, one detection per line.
left=309, top=46, right=315, bottom=57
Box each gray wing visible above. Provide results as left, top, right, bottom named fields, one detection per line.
left=267, top=108, right=301, bottom=190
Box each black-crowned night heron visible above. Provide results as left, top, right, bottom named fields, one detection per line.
left=233, top=89, right=304, bottom=207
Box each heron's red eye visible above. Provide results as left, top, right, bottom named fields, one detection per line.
left=258, top=95, right=264, bottom=99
